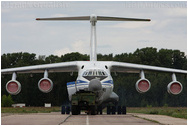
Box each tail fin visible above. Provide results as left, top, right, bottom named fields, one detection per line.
left=36, top=15, right=150, bottom=61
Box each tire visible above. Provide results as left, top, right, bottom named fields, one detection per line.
left=97, top=106, right=103, bottom=115
left=107, top=106, right=111, bottom=115
left=61, top=106, right=65, bottom=114
left=77, top=107, right=81, bottom=115
left=122, top=106, right=126, bottom=114
left=111, top=106, right=116, bottom=115
left=99, top=106, right=103, bottom=115
left=66, top=106, right=70, bottom=114
left=117, top=106, right=121, bottom=114
left=72, top=105, right=78, bottom=115
left=91, top=105, right=96, bottom=115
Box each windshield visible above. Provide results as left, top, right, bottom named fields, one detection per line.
left=83, top=69, right=107, bottom=77
left=82, top=69, right=108, bottom=81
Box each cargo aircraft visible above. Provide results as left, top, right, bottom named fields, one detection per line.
left=2, top=14, right=186, bottom=115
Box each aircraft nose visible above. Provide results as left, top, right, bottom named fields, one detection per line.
left=88, top=79, right=102, bottom=91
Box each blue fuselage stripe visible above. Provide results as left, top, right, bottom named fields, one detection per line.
left=67, top=80, right=113, bottom=88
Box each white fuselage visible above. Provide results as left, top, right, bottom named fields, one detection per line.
left=67, top=61, right=115, bottom=105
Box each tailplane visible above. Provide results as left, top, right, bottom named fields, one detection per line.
left=36, top=14, right=150, bottom=61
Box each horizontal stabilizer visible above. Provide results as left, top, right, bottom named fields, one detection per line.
left=36, top=16, right=90, bottom=20
left=97, top=16, right=150, bottom=21
left=36, top=15, right=150, bottom=22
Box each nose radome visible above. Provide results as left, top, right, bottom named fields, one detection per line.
left=88, top=79, right=102, bottom=91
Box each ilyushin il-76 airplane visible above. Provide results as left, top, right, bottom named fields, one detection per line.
left=2, top=14, right=187, bottom=115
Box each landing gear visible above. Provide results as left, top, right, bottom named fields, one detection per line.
left=106, top=105, right=126, bottom=115
left=117, top=106, right=121, bottom=114
left=107, top=106, right=111, bottom=114
left=61, top=106, right=71, bottom=114
left=111, top=106, right=116, bottom=114
left=90, top=105, right=96, bottom=115
left=97, top=106, right=103, bottom=115
left=66, top=106, right=70, bottom=114
left=61, top=106, right=65, bottom=114
left=72, top=105, right=80, bottom=115
left=122, top=106, right=126, bottom=114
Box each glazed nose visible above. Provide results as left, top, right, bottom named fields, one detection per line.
left=88, top=79, right=102, bottom=91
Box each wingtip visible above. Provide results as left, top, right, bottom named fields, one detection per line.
left=36, top=18, right=40, bottom=20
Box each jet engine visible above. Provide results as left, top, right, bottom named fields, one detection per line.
left=135, top=70, right=151, bottom=93
left=6, top=80, right=21, bottom=95
left=6, top=72, right=21, bottom=95
left=38, top=70, right=53, bottom=93
left=167, top=73, right=183, bottom=95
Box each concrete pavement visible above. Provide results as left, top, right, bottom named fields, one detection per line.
left=131, top=113, right=187, bottom=125
left=1, top=112, right=186, bottom=125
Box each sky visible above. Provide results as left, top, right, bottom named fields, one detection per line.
left=1, top=1, right=187, bottom=57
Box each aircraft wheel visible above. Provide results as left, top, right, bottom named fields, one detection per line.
left=117, top=106, right=122, bottom=114
left=122, top=106, right=126, bottom=114
left=97, top=106, right=102, bottom=115
left=66, top=106, right=70, bottom=114
left=72, top=105, right=78, bottom=115
left=107, top=106, right=111, bottom=115
left=61, top=105, right=65, bottom=114
left=111, top=106, right=116, bottom=115
left=78, top=107, right=81, bottom=115
left=91, top=105, right=96, bottom=115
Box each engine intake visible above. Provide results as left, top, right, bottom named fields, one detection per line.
left=136, top=79, right=151, bottom=93
left=167, top=73, right=183, bottom=95
left=167, top=81, right=183, bottom=95
left=38, top=78, right=53, bottom=93
left=135, top=70, right=151, bottom=93
left=6, top=80, right=21, bottom=95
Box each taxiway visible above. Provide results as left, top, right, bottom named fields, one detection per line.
left=1, top=112, right=186, bottom=125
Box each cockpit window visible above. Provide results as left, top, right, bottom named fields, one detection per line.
left=83, top=69, right=107, bottom=77
left=98, top=71, right=102, bottom=76
left=88, top=71, right=92, bottom=76
left=82, top=69, right=108, bottom=81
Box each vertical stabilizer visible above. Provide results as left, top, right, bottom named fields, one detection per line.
left=36, top=15, right=150, bottom=61
left=90, top=14, right=97, bottom=61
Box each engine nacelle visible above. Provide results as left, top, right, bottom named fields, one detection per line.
left=38, top=78, right=53, bottom=93
left=136, top=78, right=151, bottom=93
left=6, top=80, right=21, bottom=95
left=167, top=81, right=183, bottom=95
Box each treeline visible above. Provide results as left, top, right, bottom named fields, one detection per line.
left=1, top=47, right=187, bottom=107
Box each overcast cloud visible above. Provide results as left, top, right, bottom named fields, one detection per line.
left=1, top=1, right=187, bottom=57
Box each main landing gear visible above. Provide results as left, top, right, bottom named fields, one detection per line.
left=107, top=105, right=126, bottom=115
left=61, top=105, right=126, bottom=115
left=61, top=106, right=71, bottom=114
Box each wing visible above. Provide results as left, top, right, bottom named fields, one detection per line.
left=110, top=61, right=187, bottom=74
left=1, top=61, right=78, bottom=74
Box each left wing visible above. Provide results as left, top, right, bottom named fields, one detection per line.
left=1, top=61, right=78, bottom=74
left=110, top=61, right=187, bottom=74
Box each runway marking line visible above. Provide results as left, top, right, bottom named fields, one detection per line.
left=86, top=115, right=89, bottom=125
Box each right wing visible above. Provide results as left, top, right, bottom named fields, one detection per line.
left=1, top=61, right=78, bottom=74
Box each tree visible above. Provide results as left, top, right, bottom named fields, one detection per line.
left=1, top=48, right=187, bottom=107
left=2, top=95, right=14, bottom=107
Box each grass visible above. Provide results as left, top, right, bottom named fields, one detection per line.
left=127, top=107, right=187, bottom=119
left=1, top=107, right=187, bottom=119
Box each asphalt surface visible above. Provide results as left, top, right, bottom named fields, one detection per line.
left=1, top=112, right=187, bottom=125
